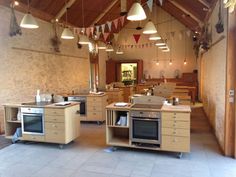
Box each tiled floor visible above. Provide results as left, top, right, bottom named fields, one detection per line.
left=0, top=107, right=236, bottom=177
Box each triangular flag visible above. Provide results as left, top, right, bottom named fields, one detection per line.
left=103, top=33, right=110, bottom=41
left=120, top=16, right=125, bottom=26
left=133, top=34, right=141, bottom=44
left=90, top=27, right=94, bottom=34
left=101, top=24, right=106, bottom=34
left=81, top=27, right=85, bottom=34
left=113, top=33, right=119, bottom=41
left=113, top=18, right=119, bottom=29
left=159, top=0, right=163, bottom=6
left=96, top=31, right=101, bottom=39
left=74, top=28, right=80, bottom=34
left=107, top=21, right=112, bottom=31
left=86, top=28, right=91, bottom=36
left=96, top=25, right=100, bottom=32
left=147, top=0, right=153, bottom=12
left=178, top=30, right=183, bottom=40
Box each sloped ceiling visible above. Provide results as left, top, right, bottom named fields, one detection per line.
left=1, top=0, right=217, bottom=32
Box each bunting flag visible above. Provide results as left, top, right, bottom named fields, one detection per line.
left=90, top=27, right=94, bottom=34
left=101, top=24, right=106, bottom=34
left=133, top=34, right=141, bottom=44
left=103, top=32, right=110, bottom=41
left=81, top=27, right=85, bottom=34
left=147, top=0, right=153, bottom=12
left=178, top=30, right=183, bottom=40
left=113, top=33, right=119, bottom=41
left=96, top=25, right=100, bottom=32
left=113, top=18, right=119, bottom=29
left=96, top=31, right=101, bottom=39
left=120, top=16, right=125, bottom=26
left=107, top=21, right=112, bottom=31
left=159, top=0, right=163, bottom=6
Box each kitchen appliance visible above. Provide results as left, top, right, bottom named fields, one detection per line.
left=21, top=107, right=44, bottom=135
left=130, top=110, right=161, bottom=147
left=67, top=96, right=86, bottom=116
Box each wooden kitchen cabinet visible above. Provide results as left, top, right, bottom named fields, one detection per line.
left=161, top=112, right=190, bottom=153
left=44, top=105, right=80, bottom=145
left=106, top=89, right=124, bottom=104
left=86, top=94, right=108, bottom=122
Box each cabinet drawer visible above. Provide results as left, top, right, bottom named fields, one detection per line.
left=161, top=135, right=190, bottom=152
left=162, top=120, right=190, bottom=129
left=87, top=105, right=102, bottom=112
left=162, top=112, right=190, bottom=121
left=44, top=109, right=65, bottom=116
left=87, top=97, right=102, bottom=103
left=87, top=111, right=103, bottom=120
left=45, top=115, right=65, bottom=123
left=45, top=122, right=65, bottom=130
left=23, top=134, right=45, bottom=142
left=45, top=130, right=65, bottom=143
left=162, top=128, right=190, bottom=137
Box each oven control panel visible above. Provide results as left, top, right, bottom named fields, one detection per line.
left=130, top=111, right=161, bottom=118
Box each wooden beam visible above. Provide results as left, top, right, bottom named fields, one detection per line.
left=168, top=0, right=203, bottom=27
left=225, top=9, right=236, bottom=158
left=55, top=0, right=77, bottom=20
left=91, top=0, right=119, bottom=25
left=198, top=0, right=211, bottom=9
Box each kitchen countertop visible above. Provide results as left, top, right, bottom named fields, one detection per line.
left=62, top=93, right=107, bottom=97
left=106, top=103, right=191, bottom=113
left=3, top=102, right=80, bottom=109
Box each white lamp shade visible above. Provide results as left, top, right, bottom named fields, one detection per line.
left=20, top=13, right=39, bottom=29
left=143, top=20, right=157, bottom=34
left=127, top=2, right=147, bottom=21
left=61, top=28, right=74, bottom=39
left=79, top=35, right=90, bottom=44
left=106, top=44, right=114, bottom=52
left=97, top=42, right=106, bottom=49
left=149, top=33, right=161, bottom=40
left=158, top=45, right=168, bottom=49
left=155, top=39, right=166, bottom=46
left=162, top=48, right=170, bottom=52
left=116, top=48, right=124, bottom=54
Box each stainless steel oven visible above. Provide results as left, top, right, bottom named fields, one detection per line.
left=67, top=96, right=86, bottom=116
left=21, top=107, right=44, bottom=135
left=130, top=111, right=161, bottom=145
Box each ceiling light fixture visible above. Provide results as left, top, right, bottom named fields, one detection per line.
left=155, top=39, right=166, bottom=46
left=61, top=4, right=74, bottom=39
left=14, top=1, right=19, bottom=6
left=143, top=20, right=157, bottom=34
left=97, top=42, right=106, bottom=49
left=116, top=47, right=124, bottom=54
left=20, top=0, right=39, bottom=29
left=105, top=44, right=114, bottom=52
left=149, top=33, right=161, bottom=40
left=78, top=0, right=89, bottom=44
left=162, top=48, right=170, bottom=52
left=127, top=2, right=147, bottom=21
left=158, top=45, right=168, bottom=49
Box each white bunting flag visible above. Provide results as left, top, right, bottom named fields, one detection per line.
left=159, top=0, right=163, bottom=6
left=96, top=25, right=100, bottom=32
left=107, top=21, right=112, bottom=31
left=101, top=24, right=106, bottom=34
left=147, top=0, right=153, bottom=12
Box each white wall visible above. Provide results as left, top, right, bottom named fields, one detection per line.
left=111, top=6, right=196, bottom=79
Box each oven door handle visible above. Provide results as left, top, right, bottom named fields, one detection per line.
left=22, top=113, right=43, bottom=117
left=132, top=117, right=160, bottom=121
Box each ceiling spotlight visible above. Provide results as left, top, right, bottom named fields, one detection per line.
left=14, top=1, right=19, bottom=6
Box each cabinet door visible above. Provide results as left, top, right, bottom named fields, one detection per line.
left=106, top=60, right=116, bottom=84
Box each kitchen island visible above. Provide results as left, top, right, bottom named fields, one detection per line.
left=3, top=102, right=80, bottom=148
left=106, top=101, right=191, bottom=158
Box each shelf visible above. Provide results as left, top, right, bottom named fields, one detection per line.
left=108, top=137, right=130, bottom=146
left=7, top=120, right=21, bottom=123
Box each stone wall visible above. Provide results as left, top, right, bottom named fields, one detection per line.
left=200, top=1, right=227, bottom=150
left=0, top=6, right=90, bottom=133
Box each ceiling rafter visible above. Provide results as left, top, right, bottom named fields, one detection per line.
left=198, top=0, right=211, bottom=9
left=90, top=0, right=119, bottom=26
left=168, top=0, right=203, bottom=27
left=55, top=0, right=77, bottom=20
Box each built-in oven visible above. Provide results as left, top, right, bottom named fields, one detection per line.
left=21, top=107, right=44, bottom=135
left=130, top=111, right=161, bottom=146
left=67, top=96, right=86, bottom=116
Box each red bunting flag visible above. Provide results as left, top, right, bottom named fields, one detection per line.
left=120, top=16, right=125, bottom=26
left=133, top=34, right=141, bottom=44
left=103, top=33, right=110, bottom=42
left=113, top=18, right=119, bottom=29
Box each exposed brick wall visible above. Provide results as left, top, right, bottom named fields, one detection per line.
left=0, top=6, right=90, bottom=133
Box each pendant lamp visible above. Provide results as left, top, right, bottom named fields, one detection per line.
left=149, top=33, right=161, bottom=40
left=158, top=45, right=168, bottom=49
left=155, top=39, right=166, bottom=46
left=143, top=20, right=157, bottom=34
left=79, top=0, right=89, bottom=44
left=61, top=7, right=74, bottom=39
left=20, top=0, right=38, bottom=29
left=97, top=42, right=106, bottom=49
left=116, top=47, right=124, bottom=54
left=127, top=2, right=146, bottom=21
left=106, top=44, right=114, bottom=52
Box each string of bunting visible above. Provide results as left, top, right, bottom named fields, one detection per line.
left=113, top=42, right=157, bottom=49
